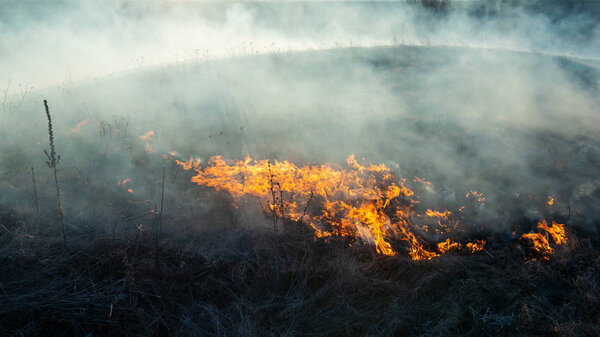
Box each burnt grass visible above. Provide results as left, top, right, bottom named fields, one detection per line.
left=0, top=210, right=599, bottom=337
left=0, top=145, right=599, bottom=337
left=1, top=46, right=599, bottom=336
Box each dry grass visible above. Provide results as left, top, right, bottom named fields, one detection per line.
left=0, top=107, right=598, bottom=336
left=0, top=206, right=598, bottom=336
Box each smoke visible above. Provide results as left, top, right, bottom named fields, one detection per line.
left=1, top=0, right=599, bottom=234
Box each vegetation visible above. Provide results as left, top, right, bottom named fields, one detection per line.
left=0, top=126, right=598, bottom=336
left=0, top=207, right=598, bottom=336
left=0, top=44, right=598, bottom=336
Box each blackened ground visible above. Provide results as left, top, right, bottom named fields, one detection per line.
left=0, top=207, right=598, bottom=336
left=0, top=44, right=599, bottom=336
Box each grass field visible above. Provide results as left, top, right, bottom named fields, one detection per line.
left=1, top=1, right=600, bottom=335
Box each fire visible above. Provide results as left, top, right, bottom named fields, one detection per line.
left=117, top=179, right=135, bottom=194
left=70, top=118, right=90, bottom=133
left=466, top=190, right=486, bottom=202
left=139, top=130, right=155, bottom=141
left=413, top=176, right=432, bottom=185
left=425, top=209, right=451, bottom=219
left=437, top=238, right=462, bottom=253
left=175, top=154, right=494, bottom=260
left=175, top=157, right=202, bottom=171
left=522, top=233, right=552, bottom=259
left=538, top=220, right=567, bottom=245
left=547, top=196, right=554, bottom=205
left=466, top=240, right=486, bottom=253
left=162, top=151, right=178, bottom=160
left=521, top=219, right=567, bottom=259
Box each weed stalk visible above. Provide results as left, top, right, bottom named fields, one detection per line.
left=43, top=100, right=66, bottom=242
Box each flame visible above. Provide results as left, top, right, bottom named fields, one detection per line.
left=522, top=233, right=552, bottom=259
left=175, top=155, right=570, bottom=261
left=175, top=157, right=202, bottom=171
left=117, top=179, right=135, bottom=194
left=521, top=219, right=567, bottom=259
left=413, top=176, right=432, bottom=185
left=537, top=219, right=567, bottom=245
left=466, top=190, right=485, bottom=202
left=547, top=196, right=554, bottom=205
left=425, top=209, right=451, bottom=219
left=175, top=155, right=498, bottom=260
left=139, top=130, right=155, bottom=141
left=70, top=118, right=90, bottom=133
left=437, top=238, right=462, bottom=253
left=466, top=240, right=486, bottom=253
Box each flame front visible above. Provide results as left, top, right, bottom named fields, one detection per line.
left=175, top=154, right=494, bottom=260
left=521, top=219, right=567, bottom=259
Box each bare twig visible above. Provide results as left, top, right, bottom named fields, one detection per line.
left=301, top=191, right=315, bottom=221
left=267, top=161, right=278, bottom=229
left=267, top=161, right=281, bottom=276
left=43, top=100, right=66, bottom=242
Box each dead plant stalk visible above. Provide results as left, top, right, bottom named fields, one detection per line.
left=43, top=99, right=66, bottom=242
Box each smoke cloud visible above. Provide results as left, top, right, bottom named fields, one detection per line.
left=1, top=0, right=599, bottom=234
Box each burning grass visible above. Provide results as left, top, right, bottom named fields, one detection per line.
left=1, top=44, right=599, bottom=335
left=0, top=141, right=595, bottom=335
left=0, top=210, right=598, bottom=336
left=174, top=154, right=571, bottom=262
left=0, top=123, right=593, bottom=335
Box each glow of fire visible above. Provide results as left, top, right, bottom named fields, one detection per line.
left=117, top=179, right=135, bottom=194
left=466, top=190, right=486, bottom=202
left=139, top=130, right=155, bottom=141
left=521, top=219, right=567, bottom=259
left=175, top=154, right=495, bottom=260
left=70, top=118, right=90, bottom=133
left=437, top=238, right=461, bottom=253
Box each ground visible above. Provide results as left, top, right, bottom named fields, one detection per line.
left=1, top=45, right=599, bottom=336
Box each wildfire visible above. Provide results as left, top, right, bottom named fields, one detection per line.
left=521, top=219, right=567, bottom=259
left=70, top=118, right=90, bottom=133
left=139, top=130, right=155, bottom=141
left=117, top=179, right=135, bottom=194
left=466, top=240, right=486, bottom=253
left=175, top=157, right=202, bottom=171
left=437, top=238, right=461, bottom=253
left=413, top=176, right=432, bottom=186
left=466, top=190, right=486, bottom=202
left=174, top=154, right=494, bottom=260
left=425, top=209, right=451, bottom=219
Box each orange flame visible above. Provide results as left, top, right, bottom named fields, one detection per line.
left=437, top=238, right=462, bottom=253
left=466, top=190, right=485, bottom=202
left=139, top=130, right=155, bottom=141
left=521, top=219, right=567, bottom=259
left=175, top=157, right=202, bottom=171
left=537, top=219, right=567, bottom=245
left=175, top=155, right=499, bottom=260
left=466, top=240, right=486, bottom=253
left=70, top=118, right=90, bottom=133
left=522, top=233, right=552, bottom=259
left=413, top=176, right=432, bottom=185
left=117, top=179, right=135, bottom=194
left=425, top=209, right=451, bottom=219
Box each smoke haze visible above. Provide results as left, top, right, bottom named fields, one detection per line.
left=1, top=0, right=600, bottom=234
